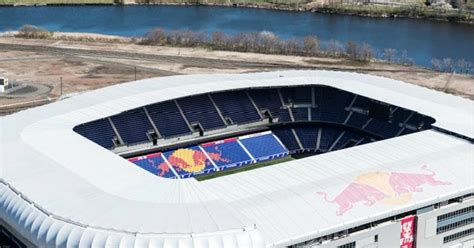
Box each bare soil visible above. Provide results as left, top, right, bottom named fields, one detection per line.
left=0, top=33, right=472, bottom=115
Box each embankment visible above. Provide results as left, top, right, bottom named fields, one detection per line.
left=0, top=0, right=473, bottom=24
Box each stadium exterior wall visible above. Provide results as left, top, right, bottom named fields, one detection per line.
left=1, top=70, right=473, bottom=248
left=296, top=197, right=474, bottom=248
left=0, top=181, right=264, bottom=247
left=416, top=198, right=474, bottom=247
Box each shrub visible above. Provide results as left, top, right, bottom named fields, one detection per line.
left=382, top=48, right=397, bottom=62
left=431, top=58, right=473, bottom=73
left=15, top=25, right=54, bottom=39
left=138, top=27, right=472, bottom=72
left=303, top=36, right=319, bottom=56
left=326, top=39, right=344, bottom=55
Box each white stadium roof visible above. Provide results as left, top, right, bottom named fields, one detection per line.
left=0, top=70, right=473, bottom=247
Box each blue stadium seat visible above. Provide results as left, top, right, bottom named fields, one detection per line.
left=74, top=118, right=116, bottom=149
left=280, top=86, right=312, bottom=104
left=239, top=132, right=288, bottom=162
left=111, top=108, right=154, bottom=145
left=128, top=153, right=176, bottom=178
left=177, top=95, right=225, bottom=130
left=272, top=128, right=301, bottom=152
left=406, top=113, right=430, bottom=129
left=346, top=112, right=370, bottom=129
left=201, top=138, right=253, bottom=170
left=319, top=128, right=341, bottom=151
left=365, top=119, right=401, bottom=138
left=310, top=107, right=321, bottom=121
left=357, top=137, right=373, bottom=145
left=351, top=96, right=371, bottom=110
left=292, top=108, right=309, bottom=121
left=249, top=89, right=291, bottom=122
left=294, top=127, right=318, bottom=150
left=319, top=87, right=353, bottom=123
left=399, top=128, right=414, bottom=136
left=146, top=101, right=191, bottom=138
left=392, top=108, right=412, bottom=124
left=211, top=91, right=261, bottom=124
left=163, top=146, right=217, bottom=178
left=331, top=131, right=364, bottom=150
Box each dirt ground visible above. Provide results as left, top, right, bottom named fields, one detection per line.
left=0, top=33, right=472, bottom=114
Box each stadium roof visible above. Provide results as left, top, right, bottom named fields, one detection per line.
left=0, top=70, right=473, bottom=247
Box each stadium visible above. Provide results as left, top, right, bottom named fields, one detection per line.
left=0, top=70, right=473, bottom=247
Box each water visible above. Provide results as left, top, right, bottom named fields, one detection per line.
left=1, top=5, right=473, bottom=67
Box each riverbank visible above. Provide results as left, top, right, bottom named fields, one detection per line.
left=1, top=0, right=473, bottom=24
left=10, top=25, right=474, bottom=75
left=0, top=0, right=114, bottom=5
left=0, top=31, right=472, bottom=113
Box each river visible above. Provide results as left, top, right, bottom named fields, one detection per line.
left=1, top=5, right=473, bottom=68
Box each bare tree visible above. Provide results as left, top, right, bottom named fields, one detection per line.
left=399, top=50, right=414, bottom=65
left=212, top=31, right=227, bottom=49
left=258, top=31, right=278, bottom=53
left=455, top=59, right=470, bottom=73
left=303, top=36, right=319, bottom=56
left=359, top=43, right=374, bottom=62
left=345, top=41, right=359, bottom=60
left=285, top=39, right=302, bottom=55
left=326, top=39, right=344, bottom=55
left=382, top=48, right=397, bottom=62
left=431, top=58, right=443, bottom=71
left=16, top=25, right=54, bottom=39
left=442, top=58, right=455, bottom=72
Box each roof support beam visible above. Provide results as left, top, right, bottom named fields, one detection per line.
left=108, top=117, right=124, bottom=145
left=143, top=106, right=162, bottom=139
left=246, top=91, right=264, bottom=119
left=208, top=94, right=227, bottom=125
left=174, top=100, right=194, bottom=132
left=316, top=127, right=322, bottom=151
left=291, top=128, right=304, bottom=151
left=278, top=88, right=294, bottom=122
left=329, top=131, right=345, bottom=151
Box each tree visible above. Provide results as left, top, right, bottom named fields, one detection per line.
left=303, top=36, right=319, bottom=56
left=359, top=43, right=374, bottom=62
left=399, top=50, right=414, bottom=65
left=16, top=25, right=53, bottom=39
left=442, top=58, right=455, bottom=72
left=212, top=31, right=227, bottom=49
left=382, top=48, right=397, bottom=62
left=258, top=31, right=278, bottom=53
left=431, top=58, right=443, bottom=71
left=143, top=28, right=166, bottom=45
left=326, top=39, right=344, bottom=55
left=345, top=41, right=359, bottom=60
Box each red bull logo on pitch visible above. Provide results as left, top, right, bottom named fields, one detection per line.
left=162, top=148, right=229, bottom=174
left=318, top=165, right=451, bottom=216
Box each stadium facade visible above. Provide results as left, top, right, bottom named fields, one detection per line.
left=0, top=70, right=472, bottom=248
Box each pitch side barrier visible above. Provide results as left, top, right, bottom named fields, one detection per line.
left=128, top=131, right=289, bottom=179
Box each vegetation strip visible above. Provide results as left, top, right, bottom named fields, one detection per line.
left=13, top=25, right=474, bottom=74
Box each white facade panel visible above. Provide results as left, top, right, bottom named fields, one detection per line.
left=0, top=71, right=472, bottom=247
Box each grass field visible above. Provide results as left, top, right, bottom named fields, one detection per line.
left=195, top=156, right=295, bottom=181
left=0, top=0, right=114, bottom=5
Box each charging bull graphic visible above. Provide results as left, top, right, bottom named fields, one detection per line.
left=148, top=159, right=171, bottom=177
left=161, top=147, right=230, bottom=174
left=317, top=165, right=451, bottom=216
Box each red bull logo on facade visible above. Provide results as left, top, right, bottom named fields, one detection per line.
left=317, top=165, right=451, bottom=216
